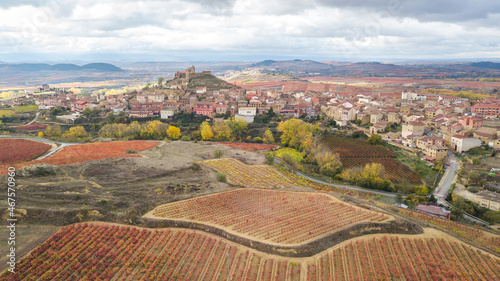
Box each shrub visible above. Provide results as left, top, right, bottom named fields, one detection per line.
left=274, top=147, right=303, bottom=163
left=468, top=187, right=479, bottom=193
left=472, top=158, right=480, bottom=165
left=265, top=154, right=275, bottom=165
left=282, top=153, right=296, bottom=167
left=181, top=135, right=191, bottom=141
left=215, top=172, right=227, bottom=182
left=126, top=149, right=137, bottom=154
left=214, top=149, right=224, bottom=158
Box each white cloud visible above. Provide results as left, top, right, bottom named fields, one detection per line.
left=0, top=0, right=499, bottom=61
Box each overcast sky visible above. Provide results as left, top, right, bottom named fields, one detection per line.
left=1, top=0, right=499, bottom=62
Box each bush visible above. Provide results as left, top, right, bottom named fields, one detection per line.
left=483, top=210, right=500, bottom=224
left=265, top=154, right=274, bottom=165
left=274, top=147, right=304, bottom=163
left=126, top=149, right=137, bottom=154
left=181, top=135, right=191, bottom=141
left=282, top=153, right=296, bottom=167
left=214, top=149, right=224, bottom=158
left=468, top=187, right=479, bottom=193
left=215, top=172, right=227, bottom=182
left=472, top=158, right=481, bottom=165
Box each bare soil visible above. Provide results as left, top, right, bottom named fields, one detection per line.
left=0, top=141, right=265, bottom=226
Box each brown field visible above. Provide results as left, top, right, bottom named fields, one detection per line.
left=3, top=223, right=499, bottom=281
left=148, top=188, right=390, bottom=245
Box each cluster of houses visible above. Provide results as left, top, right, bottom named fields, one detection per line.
left=6, top=71, right=500, bottom=163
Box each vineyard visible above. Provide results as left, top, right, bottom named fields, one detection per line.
left=2, top=223, right=302, bottom=281
left=1, top=141, right=159, bottom=174
left=13, top=123, right=47, bottom=131
left=3, top=223, right=500, bottom=280
left=0, top=139, right=51, bottom=165
left=398, top=208, right=500, bottom=255
left=200, top=158, right=298, bottom=188
left=151, top=188, right=389, bottom=244
left=321, top=135, right=422, bottom=184
left=215, top=142, right=279, bottom=151
left=306, top=235, right=500, bottom=281
left=275, top=164, right=378, bottom=199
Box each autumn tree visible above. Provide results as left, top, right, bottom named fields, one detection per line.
left=212, top=121, right=233, bottom=141
left=339, top=162, right=393, bottom=192
left=228, top=117, right=248, bottom=139
left=367, top=134, right=383, bottom=145
left=277, top=118, right=313, bottom=151
left=263, top=128, right=275, bottom=144
left=166, top=126, right=181, bottom=140
left=62, top=126, right=88, bottom=141
left=44, top=124, right=62, bottom=138
left=140, top=120, right=169, bottom=139
left=200, top=121, right=214, bottom=141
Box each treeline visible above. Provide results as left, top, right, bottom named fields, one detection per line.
left=42, top=121, right=182, bottom=142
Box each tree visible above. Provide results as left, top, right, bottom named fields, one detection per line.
left=354, top=119, right=362, bottom=125
left=140, top=120, right=169, bottom=139
left=263, top=128, right=275, bottom=144
left=38, top=131, right=44, bottom=138
left=228, top=117, right=247, bottom=139
left=62, top=126, right=88, bottom=140
left=212, top=121, right=233, bottom=141
left=367, top=134, right=383, bottom=145
left=277, top=118, right=313, bottom=151
left=157, top=77, right=164, bottom=86
left=472, top=158, right=480, bottom=165
left=166, top=126, right=181, bottom=140
left=44, top=124, right=61, bottom=138
left=200, top=121, right=214, bottom=141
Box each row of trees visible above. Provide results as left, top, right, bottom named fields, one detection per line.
left=200, top=117, right=258, bottom=142
left=42, top=124, right=90, bottom=142
left=99, top=121, right=181, bottom=140
left=42, top=121, right=182, bottom=141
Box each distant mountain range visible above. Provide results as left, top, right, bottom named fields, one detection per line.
left=246, top=60, right=500, bottom=78
left=0, top=62, right=124, bottom=72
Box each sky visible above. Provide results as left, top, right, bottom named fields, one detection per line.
left=1, top=0, right=500, bottom=62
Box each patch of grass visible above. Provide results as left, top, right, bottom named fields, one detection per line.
left=13, top=104, right=38, bottom=113
left=384, top=143, right=438, bottom=185
left=0, top=109, right=15, bottom=117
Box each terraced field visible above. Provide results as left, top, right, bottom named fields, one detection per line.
left=200, top=158, right=297, bottom=188
left=150, top=188, right=390, bottom=244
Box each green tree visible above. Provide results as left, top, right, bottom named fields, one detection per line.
left=367, top=134, right=383, bottom=145
left=228, top=117, right=248, bottom=139
left=44, top=124, right=62, bottom=138
left=157, top=77, right=164, bottom=86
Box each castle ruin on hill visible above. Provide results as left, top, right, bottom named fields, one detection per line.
left=171, top=66, right=212, bottom=89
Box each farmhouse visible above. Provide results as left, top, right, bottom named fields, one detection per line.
left=474, top=191, right=500, bottom=211
left=415, top=205, right=451, bottom=220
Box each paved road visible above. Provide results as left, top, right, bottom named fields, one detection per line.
left=274, top=158, right=397, bottom=198
left=24, top=112, right=40, bottom=126
left=435, top=151, right=459, bottom=198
